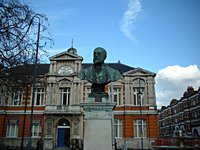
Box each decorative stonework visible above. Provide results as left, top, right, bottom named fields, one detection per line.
left=81, top=102, right=116, bottom=119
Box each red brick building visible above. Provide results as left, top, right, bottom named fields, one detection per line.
left=0, top=47, right=158, bottom=149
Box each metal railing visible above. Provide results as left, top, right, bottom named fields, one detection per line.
left=154, top=138, right=200, bottom=148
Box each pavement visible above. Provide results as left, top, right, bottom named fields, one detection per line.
left=51, top=147, right=67, bottom=150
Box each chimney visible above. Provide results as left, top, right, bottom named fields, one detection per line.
left=183, top=86, right=195, bottom=97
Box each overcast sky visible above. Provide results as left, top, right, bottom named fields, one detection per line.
left=22, top=0, right=200, bottom=108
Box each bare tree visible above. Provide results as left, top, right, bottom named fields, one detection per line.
left=0, top=0, right=52, bottom=69
left=0, top=0, right=52, bottom=101
left=0, top=1, right=52, bottom=148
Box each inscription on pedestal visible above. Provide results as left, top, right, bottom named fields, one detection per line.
left=80, top=102, right=116, bottom=150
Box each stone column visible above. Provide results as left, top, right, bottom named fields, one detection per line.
left=81, top=101, right=116, bottom=150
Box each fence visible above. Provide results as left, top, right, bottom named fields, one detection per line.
left=154, top=138, right=200, bottom=147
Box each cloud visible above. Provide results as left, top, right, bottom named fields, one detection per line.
left=155, top=65, right=200, bottom=108
left=120, top=0, right=142, bottom=41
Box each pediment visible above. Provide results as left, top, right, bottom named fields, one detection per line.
left=49, top=50, right=83, bottom=61
left=124, top=67, right=156, bottom=77
left=59, top=78, right=72, bottom=87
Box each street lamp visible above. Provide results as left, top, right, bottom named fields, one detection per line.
left=0, top=55, right=3, bottom=72
left=27, top=15, right=40, bottom=150
left=20, top=84, right=30, bottom=150
left=138, top=89, right=144, bottom=150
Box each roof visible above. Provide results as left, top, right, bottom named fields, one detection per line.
left=9, top=63, right=134, bottom=75
left=17, top=64, right=50, bottom=75
left=82, top=63, right=134, bottom=74
left=4, top=62, right=156, bottom=77
left=2, top=64, right=50, bottom=76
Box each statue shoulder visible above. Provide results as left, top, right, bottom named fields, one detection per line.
left=106, top=65, right=120, bottom=74
left=106, top=65, right=123, bottom=80
left=78, top=66, right=93, bottom=80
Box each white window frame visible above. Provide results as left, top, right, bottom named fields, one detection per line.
left=114, top=119, right=122, bottom=138
left=134, top=119, right=146, bottom=138
left=133, top=87, right=144, bottom=106
left=109, top=86, right=122, bottom=105
left=34, top=88, right=45, bottom=106
left=6, top=123, right=18, bottom=137
left=86, top=87, right=91, bottom=100
left=113, top=88, right=122, bottom=106
left=11, top=89, right=22, bottom=106
left=60, top=88, right=70, bottom=105
left=32, top=124, right=42, bottom=138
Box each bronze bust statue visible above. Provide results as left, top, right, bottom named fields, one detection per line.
left=78, top=47, right=122, bottom=99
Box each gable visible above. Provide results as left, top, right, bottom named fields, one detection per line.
left=124, top=67, right=156, bottom=77
left=49, top=51, right=83, bottom=61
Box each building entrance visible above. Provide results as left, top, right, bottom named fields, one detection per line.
left=57, top=119, right=70, bottom=147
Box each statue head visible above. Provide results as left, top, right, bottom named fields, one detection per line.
left=93, top=47, right=107, bottom=65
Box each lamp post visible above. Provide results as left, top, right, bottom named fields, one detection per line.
left=0, top=55, right=3, bottom=73
left=27, top=15, right=40, bottom=150
left=138, top=87, right=144, bottom=150
left=20, top=84, right=29, bottom=150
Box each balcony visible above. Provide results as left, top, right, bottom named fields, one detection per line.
left=44, top=105, right=82, bottom=114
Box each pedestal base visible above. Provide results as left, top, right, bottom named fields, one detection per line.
left=81, top=102, right=116, bottom=150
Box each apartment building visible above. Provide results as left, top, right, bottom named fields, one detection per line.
left=158, top=86, right=200, bottom=138
left=0, top=47, right=158, bottom=149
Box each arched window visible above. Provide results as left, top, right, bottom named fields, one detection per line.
left=58, top=119, right=70, bottom=127
left=193, top=129, right=199, bottom=137
left=132, top=78, right=145, bottom=106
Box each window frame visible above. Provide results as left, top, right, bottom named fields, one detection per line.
left=134, top=119, right=147, bottom=138
left=34, top=88, right=45, bottom=106
left=60, top=88, right=71, bottom=105
left=133, top=87, right=144, bottom=106
left=109, top=86, right=122, bottom=106
left=86, top=87, right=91, bottom=100
left=11, top=88, right=23, bottom=106
left=114, top=119, right=123, bottom=138
left=32, top=123, right=42, bottom=138
left=6, top=120, right=19, bottom=137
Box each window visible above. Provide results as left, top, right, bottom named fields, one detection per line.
left=134, top=120, right=146, bottom=138
left=60, top=88, right=70, bottom=105
left=32, top=124, right=42, bottom=137
left=6, top=120, right=19, bottom=137
left=0, top=89, right=3, bottom=105
left=133, top=88, right=144, bottom=106
left=0, top=95, right=3, bottom=105
left=110, top=88, right=122, bottom=105
left=114, top=119, right=122, bottom=138
left=35, top=88, right=45, bottom=105
left=192, top=99, right=196, bottom=106
left=86, top=87, right=91, bottom=100
left=11, top=89, right=22, bottom=105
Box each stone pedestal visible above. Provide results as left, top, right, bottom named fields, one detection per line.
left=81, top=101, right=116, bottom=150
